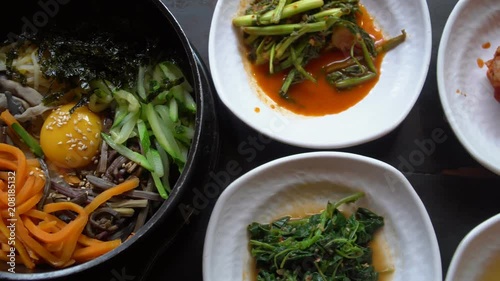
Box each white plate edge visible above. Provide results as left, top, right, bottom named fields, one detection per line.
left=436, top=0, right=500, bottom=175
left=202, top=151, right=442, bottom=281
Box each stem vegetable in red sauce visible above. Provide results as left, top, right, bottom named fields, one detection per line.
left=233, top=0, right=406, bottom=116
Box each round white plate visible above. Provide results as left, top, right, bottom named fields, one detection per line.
left=209, top=0, right=432, bottom=149
left=202, top=152, right=441, bottom=281
left=445, top=213, right=500, bottom=281
left=437, top=0, right=500, bottom=175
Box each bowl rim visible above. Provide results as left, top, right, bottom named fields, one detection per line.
left=202, top=151, right=442, bottom=281
left=208, top=0, right=433, bottom=149
left=436, top=0, right=500, bottom=175
left=444, top=213, right=500, bottom=281
left=0, top=0, right=208, bottom=278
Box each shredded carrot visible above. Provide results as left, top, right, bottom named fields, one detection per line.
left=25, top=209, right=102, bottom=246
left=0, top=142, right=144, bottom=270
left=15, top=216, right=64, bottom=268
left=0, top=110, right=18, bottom=128
left=0, top=250, right=9, bottom=262
left=0, top=143, right=27, bottom=189
left=22, top=203, right=88, bottom=245
left=0, top=217, right=35, bottom=269
left=1, top=193, right=42, bottom=217
left=73, top=239, right=121, bottom=263
left=37, top=220, right=58, bottom=232
left=84, top=177, right=140, bottom=213
left=64, top=175, right=81, bottom=185
left=11, top=175, right=35, bottom=206
left=0, top=232, right=7, bottom=243
left=0, top=172, right=9, bottom=181
left=26, top=158, right=40, bottom=168
left=45, top=241, right=64, bottom=253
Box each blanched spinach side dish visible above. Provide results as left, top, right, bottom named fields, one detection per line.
left=248, top=192, right=385, bottom=281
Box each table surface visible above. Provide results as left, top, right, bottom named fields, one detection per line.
left=74, top=0, right=500, bottom=280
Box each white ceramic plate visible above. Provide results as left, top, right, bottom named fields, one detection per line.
left=437, top=0, right=500, bottom=175
left=445, top=213, right=500, bottom=281
left=209, top=0, right=432, bottom=149
left=203, top=152, right=441, bottom=281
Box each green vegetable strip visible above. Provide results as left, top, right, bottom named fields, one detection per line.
left=148, top=150, right=166, bottom=183
left=113, top=89, right=140, bottom=112
left=269, top=43, right=276, bottom=74
left=290, top=47, right=316, bottom=83
left=323, top=56, right=363, bottom=73
left=183, top=90, right=196, bottom=112
left=151, top=173, right=167, bottom=199
left=274, top=24, right=311, bottom=59
left=274, top=39, right=309, bottom=72
left=270, top=0, right=288, bottom=24
left=233, top=0, right=324, bottom=26
left=160, top=62, right=193, bottom=92
left=357, top=34, right=377, bottom=74
left=111, top=111, right=139, bottom=144
left=145, top=103, right=184, bottom=163
left=11, top=123, right=44, bottom=158
left=154, top=140, right=171, bottom=193
left=157, top=105, right=193, bottom=147
left=137, top=66, right=147, bottom=101
left=137, top=120, right=151, bottom=152
left=111, top=105, right=129, bottom=129
left=376, top=29, right=407, bottom=53
left=335, top=72, right=376, bottom=89
left=88, top=79, right=113, bottom=112
left=279, top=69, right=297, bottom=99
left=242, top=22, right=326, bottom=36
left=101, top=133, right=154, bottom=172
left=169, top=98, right=178, bottom=122
left=312, top=7, right=348, bottom=20
left=332, top=191, right=365, bottom=209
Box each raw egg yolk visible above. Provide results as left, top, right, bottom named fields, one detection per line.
left=40, top=103, right=102, bottom=169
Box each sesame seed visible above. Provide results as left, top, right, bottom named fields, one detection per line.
left=58, top=141, right=63, bottom=145
left=29, top=171, right=34, bottom=176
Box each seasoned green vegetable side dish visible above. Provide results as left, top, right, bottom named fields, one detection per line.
left=233, top=0, right=406, bottom=100
left=248, top=192, right=387, bottom=281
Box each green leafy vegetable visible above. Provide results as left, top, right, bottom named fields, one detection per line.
left=99, top=60, right=196, bottom=199
left=248, top=192, right=385, bottom=281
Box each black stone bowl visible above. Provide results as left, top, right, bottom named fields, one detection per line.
left=0, top=0, right=219, bottom=279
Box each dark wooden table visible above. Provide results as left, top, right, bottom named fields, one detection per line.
left=70, top=0, right=500, bottom=280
